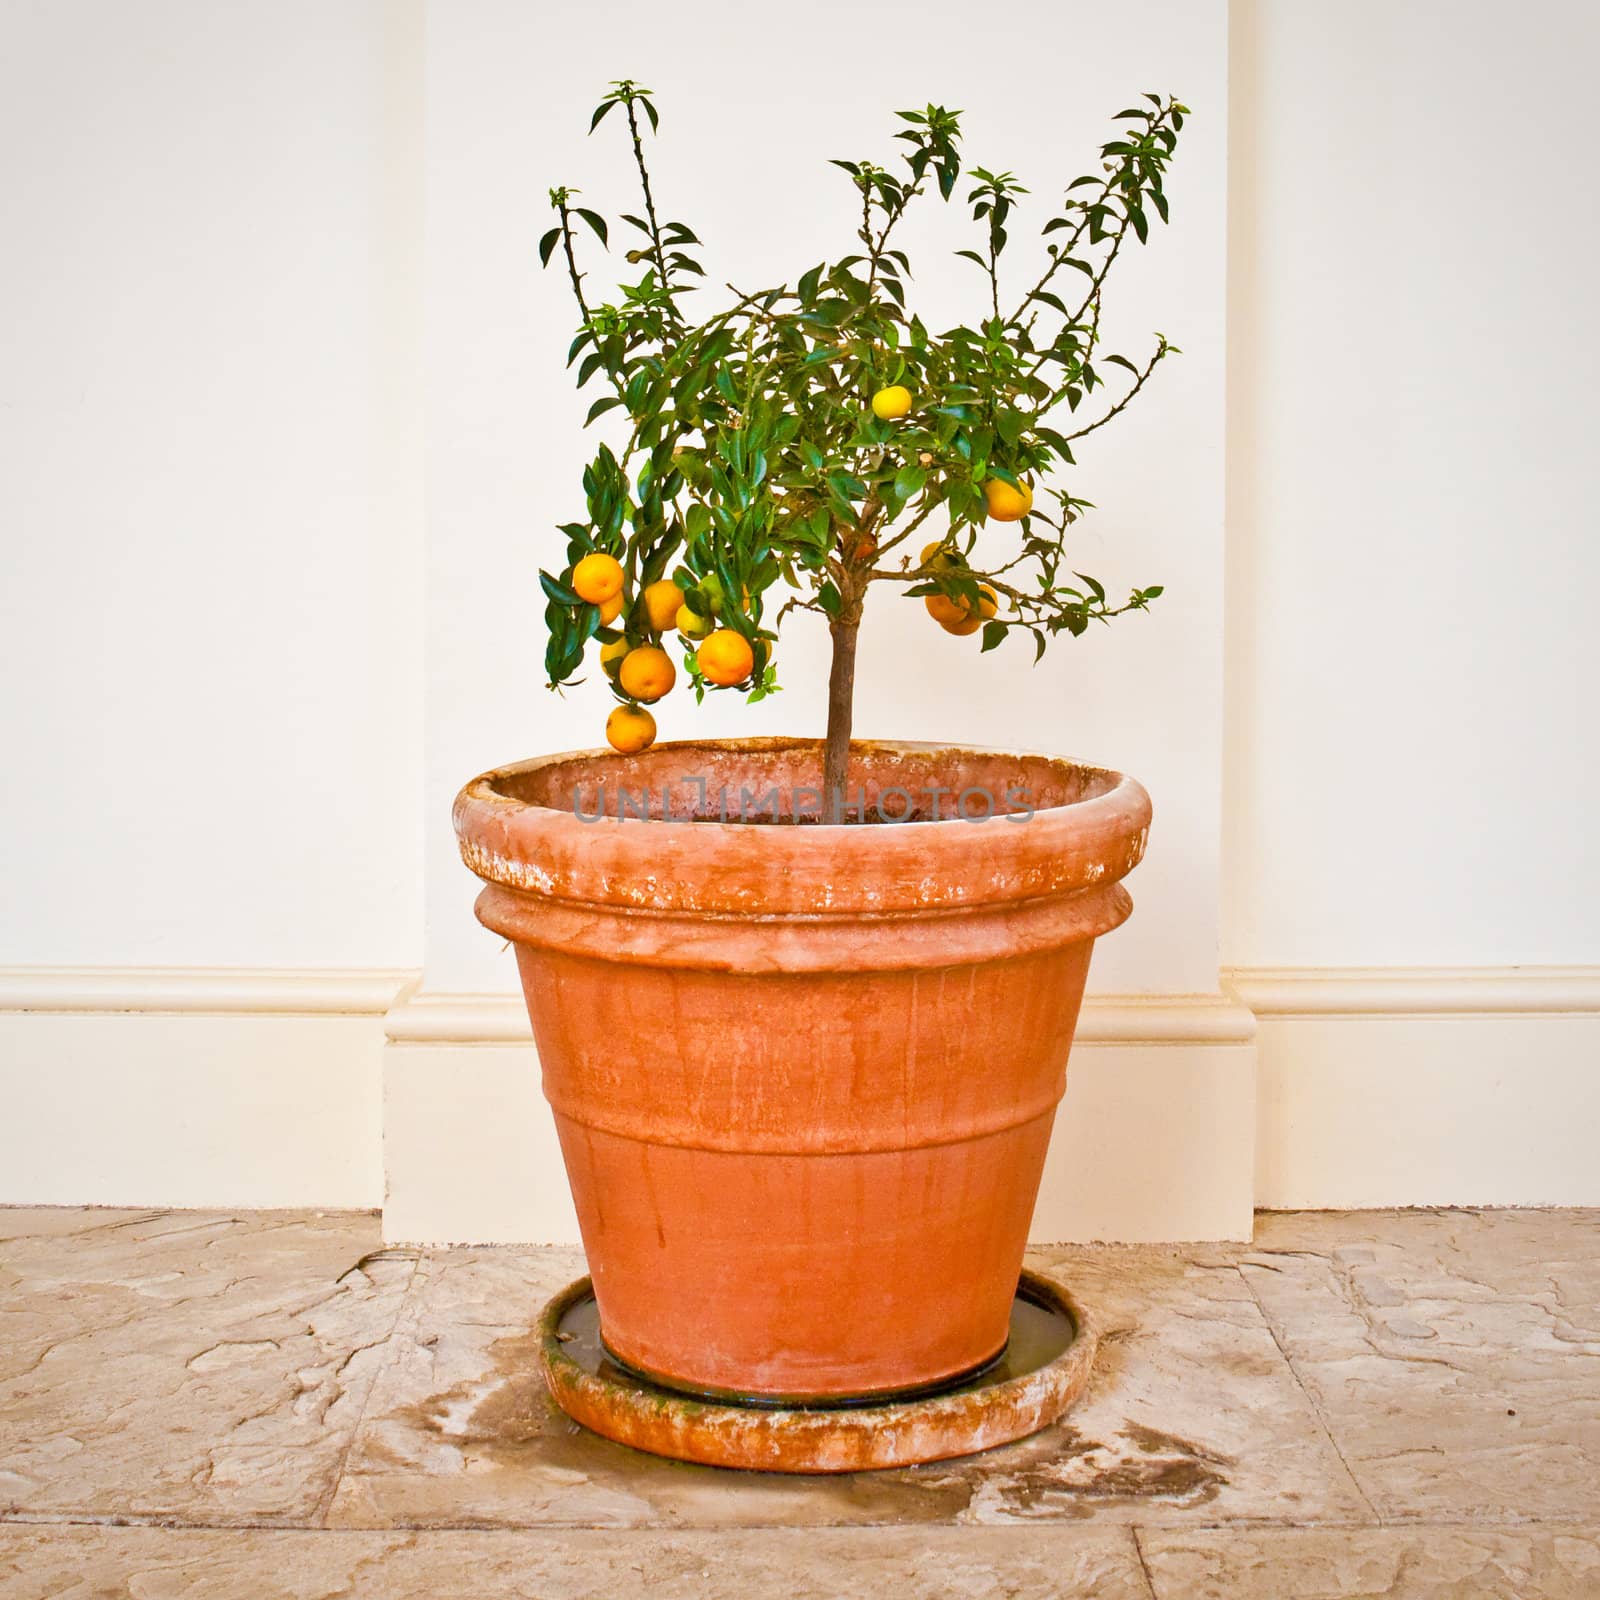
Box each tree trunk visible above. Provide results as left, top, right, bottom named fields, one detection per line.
left=822, top=602, right=860, bottom=819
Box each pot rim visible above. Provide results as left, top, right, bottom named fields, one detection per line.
left=453, top=737, right=1151, bottom=919
left=457, top=735, right=1141, bottom=826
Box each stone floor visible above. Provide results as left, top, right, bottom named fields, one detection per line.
left=1, top=1208, right=1596, bottom=1598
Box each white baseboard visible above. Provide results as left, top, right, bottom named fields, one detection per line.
left=0, top=966, right=416, bottom=1015
left=382, top=992, right=1260, bottom=1246
left=1230, top=966, right=1600, bottom=1209
left=7, top=964, right=1595, bottom=1226
left=0, top=967, right=416, bottom=1209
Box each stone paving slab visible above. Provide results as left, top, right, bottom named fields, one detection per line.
left=1140, top=1524, right=1600, bottom=1599
left=0, top=1524, right=1153, bottom=1598
left=1241, top=1209, right=1600, bottom=1523
left=7, top=1522, right=1600, bottom=1598
left=0, top=1210, right=414, bottom=1525
left=4, top=1204, right=1600, bottom=1597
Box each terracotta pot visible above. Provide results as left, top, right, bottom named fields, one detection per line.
left=453, top=738, right=1149, bottom=1403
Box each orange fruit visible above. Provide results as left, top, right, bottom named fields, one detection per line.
left=572, top=552, right=626, bottom=604
left=920, top=539, right=958, bottom=569
left=982, top=476, right=1033, bottom=522
left=599, top=637, right=630, bottom=676
left=925, top=585, right=998, bottom=636
left=642, top=579, right=685, bottom=633
left=617, top=645, right=676, bottom=703
left=847, top=529, right=878, bottom=564
left=697, top=628, right=755, bottom=687
left=598, top=591, right=625, bottom=625
left=606, top=703, right=656, bottom=754
left=870, top=385, right=913, bottom=420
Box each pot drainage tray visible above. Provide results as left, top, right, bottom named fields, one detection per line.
left=537, top=1268, right=1097, bottom=1473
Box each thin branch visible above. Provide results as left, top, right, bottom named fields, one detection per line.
left=1007, top=168, right=1119, bottom=329
left=623, top=98, right=679, bottom=329
left=1042, top=337, right=1170, bottom=431
left=873, top=494, right=941, bottom=559
left=556, top=200, right=592, bottom=321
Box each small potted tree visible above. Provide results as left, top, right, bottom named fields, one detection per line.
left=454, top=82, right=1186, bottom=1464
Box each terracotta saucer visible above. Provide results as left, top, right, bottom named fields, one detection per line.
left=537, top=1268, right=1098, bottom=1474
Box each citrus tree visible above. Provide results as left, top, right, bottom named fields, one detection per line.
left=540, top=81, right=1188, bottom=806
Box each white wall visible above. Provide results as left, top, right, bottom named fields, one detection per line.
left=1225, top=0, right=1600, bottom=969
left=0, top=0, right=424, bottom=971
left=4, top=0, right=1596, bottom=1230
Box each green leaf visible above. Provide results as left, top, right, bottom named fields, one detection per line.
left=980, top=619, right=1007, bottom=653
left=540, top=569, right=582, bottom=605
left=538, top=227, right=561, bottom=267
left=585, top=395, right=623, bottom=426
left=589, top=100, right=615, bottom=134
left=893, top=464, right=928, bottom=501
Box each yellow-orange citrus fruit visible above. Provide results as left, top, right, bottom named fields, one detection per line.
left=870, top=384, right=913, bottom=420
left=642, top=579, right=685, bottom=633
left=924, top=592, right=969, bottom=629
left=925, top=585, right=998, bottom=636
left=675, top=603, right=714, bottom=639
left=572, top=551, right=625, bottom=604
left=940, top=585, right=999, bottom=636
left=920, top=539, right=958, bottom=569
left=982, top=476, right=1033, bottom=522
left=605, top=703, right=656, bottom=754
left=697, top=628, right=755, bottom=687
left=617, top=645, right=676, bottom=703
left=599, top=637, right=630, bottom=676
left=598, top=591, right=625, bottom=625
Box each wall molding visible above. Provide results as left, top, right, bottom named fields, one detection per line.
left=0, top=965, right=419, bottom=1016
left=1239, top=965, right=1600, bottom=1210
left=0, top=967, right=413, bottom=1209
left=1228, top=964, right=1600, bottom=1017
left=385, top=987, right=1258, bottom=1047
left=11, top=963, right=1587, bottom=1027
